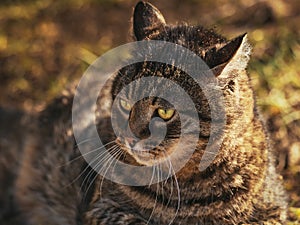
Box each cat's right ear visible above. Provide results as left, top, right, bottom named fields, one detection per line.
left=210, top=34, right=252, bottom=78
left=133, top=1, right=166, bottom=40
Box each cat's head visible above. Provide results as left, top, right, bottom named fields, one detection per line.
left=102, top=2, right=252, bottom=167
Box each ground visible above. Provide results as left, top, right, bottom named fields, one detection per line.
left=0, top=0, right=299, bottom=223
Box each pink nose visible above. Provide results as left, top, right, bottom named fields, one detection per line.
left=126, top=137, right=137, bottom=148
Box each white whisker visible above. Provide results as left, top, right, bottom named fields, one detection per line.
left=58, top=140, right=116, bottom=168
left=79, top=145, right=119, bottom=195
left=99, top=147, right=123, bottom=196
left=83, top=146, right=120, bottom=199
left=167, top=157, right=181, bottom=225
left=146, top=165, right=159, bottom=225
left=63, top=143, right=118, bottom=191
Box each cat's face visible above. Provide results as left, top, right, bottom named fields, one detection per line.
left=110, top=61, right=206, bottom=165
left=113, top=94, right=181, bottom=165
left=100, top=2, right=251, bottom=167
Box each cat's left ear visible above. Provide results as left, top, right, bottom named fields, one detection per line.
left=209, top=34, right=252, bottom=78
left=133, top=1, right=166, bottom=40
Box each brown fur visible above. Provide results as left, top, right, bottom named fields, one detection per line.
left=87, top=2, right=288, bottom=224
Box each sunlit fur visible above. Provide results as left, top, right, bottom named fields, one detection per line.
left=91, top=2, right=288, bottom=224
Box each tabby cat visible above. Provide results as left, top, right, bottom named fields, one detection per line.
left=14, top=1, right=288, bottom=225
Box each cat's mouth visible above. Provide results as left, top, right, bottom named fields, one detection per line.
left=129, top=148, right=156, bottom=163
left=116, top=137, right=164, bottom=166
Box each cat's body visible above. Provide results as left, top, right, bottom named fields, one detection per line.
left=10, top=2, right=287, bottom=225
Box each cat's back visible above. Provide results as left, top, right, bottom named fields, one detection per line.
left=0, top=107, right=34, bottom=225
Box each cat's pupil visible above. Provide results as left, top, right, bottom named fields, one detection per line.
left=157, top=108, right=175, bottom=120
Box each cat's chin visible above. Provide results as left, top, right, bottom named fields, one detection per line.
left=115, top=138, right=166, bottom=166
left=126, top=148, right=164, bottom=166
left=118, top=145, right=166, bottom=166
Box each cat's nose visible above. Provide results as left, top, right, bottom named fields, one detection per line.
left=126, top=137, right=138, bottom=148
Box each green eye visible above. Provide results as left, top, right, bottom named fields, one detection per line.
left=157, top=108, right=175, bottom=120
left=120, top=99, right=131, bottom=111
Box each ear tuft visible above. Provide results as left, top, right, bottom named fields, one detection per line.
left=211, top=34, right=252, bottom=77
left=133, top=1, right=166, bottom=40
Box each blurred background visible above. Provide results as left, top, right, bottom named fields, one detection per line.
left=0, top=0, right=299, bottom=223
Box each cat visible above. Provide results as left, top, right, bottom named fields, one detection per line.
left=14, top=1, right=288, bottom=225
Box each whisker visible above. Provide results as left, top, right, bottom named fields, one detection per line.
left=63, top=144, right=118, bottom=191
left=201, top=150, right=218, bottom=155
left=95, top=146, right=120, bottom=177
left=78, top=145, right=118, bottom=191
left=74, top=137, right=105, bottom=148
left=167, top=158, right=181, bottom=225
left=98, top=147, right=123, bottom=196
left=159, top=163, right=165, bottom=206
left=164, top=153, right=173, bottom=185
left=146, top=165, right=159, bottom=225
left=87, top=145, right=120, bottom=181
left=163, top=151, right=174, bottom=209
left=148, top=161, right=156, bottom=187
left=83, top=146, right=120, bottom=200
left=110, top=147, right=124, bottom=175
left=57, top=140, right=116, bottom=168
